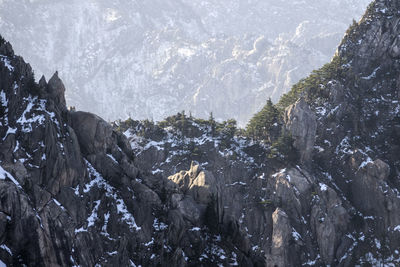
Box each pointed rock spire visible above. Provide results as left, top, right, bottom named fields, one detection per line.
left=38, top=75, right=47, bottom=88
left=47, top=71, right=66, bottom=109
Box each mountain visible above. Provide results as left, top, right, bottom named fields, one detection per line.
left=1, top=0, right=400, bottom=266
left=0, top=0, right=370, bottom=125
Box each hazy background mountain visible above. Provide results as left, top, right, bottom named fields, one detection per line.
left=0, top=0, right=370, bottom=125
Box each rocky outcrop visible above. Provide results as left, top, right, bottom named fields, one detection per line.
left=310, top=185, right=349, bottom=264
left=47, top=71, right=66, bottom=109
left=168, top=162, right=217, bottom=205
left=349, top=157, right=400, bottom=242
left=285, top=97, right=317, bottom=163
left=268, top=208, right=291, bottom=267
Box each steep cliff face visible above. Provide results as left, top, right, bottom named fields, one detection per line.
left=313, top=0, right=400, bottom=243
left=1, top=0, right=400, bottom=266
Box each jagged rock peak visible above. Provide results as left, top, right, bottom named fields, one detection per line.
left=47, top=71, right=66, bottom=109
left=338, top=0, right=400, bottom=57
left=38, top=75, right=47, bottom=87
left=0, top=34, right=13, bottom=57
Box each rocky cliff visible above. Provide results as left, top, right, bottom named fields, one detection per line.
left=1, top=0, right=400, bottom=266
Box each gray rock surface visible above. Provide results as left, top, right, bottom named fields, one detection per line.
left=269, top=208, right=291, bottom=267
left=285, top=98, right=317, bottom=163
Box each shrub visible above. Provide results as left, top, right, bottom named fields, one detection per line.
left=269, top=131, right=299, bottom=162
left=27, top=74, right=40, bottom=96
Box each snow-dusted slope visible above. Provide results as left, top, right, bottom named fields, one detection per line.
left=0, top=0, right=370, bottom=125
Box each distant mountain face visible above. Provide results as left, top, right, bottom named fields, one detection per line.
left=0, top=0, right=370, bottom=125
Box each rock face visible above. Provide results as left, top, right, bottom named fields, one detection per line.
left=285, top=97, right=317, bottom=163
left=1, top=0, right=400, bottom=266
left=168, top=162, right=217, bottom=205
left=268, top=208, right=291, bottom=267
left=47, top=71, right=66, bottom=109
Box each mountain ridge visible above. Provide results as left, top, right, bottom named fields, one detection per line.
left=0, top=0, right=370, bottom=126
left=1, top=0, right=400, bottom=265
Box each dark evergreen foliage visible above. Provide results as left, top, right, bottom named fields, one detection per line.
left=277, top=55, right=344, bottom=111
left=246, top=98, right=279, bottom=142
left=0, top=34, right=5, bottom=46
left=27, top=74, right=40, bottom=96
left=269, top=131, right=298, bottom=162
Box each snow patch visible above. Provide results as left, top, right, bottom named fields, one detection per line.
left=361, top=66, right=380, bottom=80
left=153, top=218, right=168, bottom=231
left=83, top=159, right=141, bottom=231
left=0, top=165, right=21, bottom=188
left=272, top=168, right=286, bottom=178
left=0, top=55, right=14, bottom=72
left=319, top=183, right=328, bottom=191
left=0, top=244, right=12, bottom=255
left=375, top=239, right=381, bottom=249
left=2, top=127, right=17, bottom=141
left=52, top=199, right=66, bottom=210
left=106, top=153, right=118, bottom=163
left=359, top=157, right=373, bottom=170
left=292, top=228, right=301, bottom=241
left=87, top=200, right=101, bottom=227
left=0, top=90, right=8, bottom=106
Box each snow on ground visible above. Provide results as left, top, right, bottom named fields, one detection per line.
left=292, top=228, right=302, bottom=241
left=0, top=55, right=14, bottom=72
left=319, top=183, right=328, bottom=191
left=272, top=168, right=286, bottom=178
left=0, top=164, right=21, bottom=188
left=83, top=159, right=141, bottom=231
left=52, top=199, right=66, bottom=211
left=106, top=153, right=118, bottom=163
left=87, top=200, right=101, bottom=227
left=359, top=157, right=373, bottom=170
left=2, top=127, right=16, bottom=141
left=0, top=244, right=12, bottom=255
left=126, top=121, right=259, bottom=176
left=0, top=90, right=7, bottom=106
left=153, top=218, right=168, bottom=231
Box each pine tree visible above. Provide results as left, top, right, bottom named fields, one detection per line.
left=246, top=98, right=279, bottom=142
left=181, top=110, right=186, bottom=137
left=209, top=112, right=216, bottom=135
left=269, top=131, right=299, bottom=162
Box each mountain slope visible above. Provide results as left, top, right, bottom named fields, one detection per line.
left=120, top=0, right=400, bottom=265
left=0, top=0, right=370, bottom=125
left=1, top=0, right=400, bottom=266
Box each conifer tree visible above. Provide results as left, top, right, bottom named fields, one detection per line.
left=246, top=98, right=279, bottom=142
left=209, top=112, right=216, bottom=135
